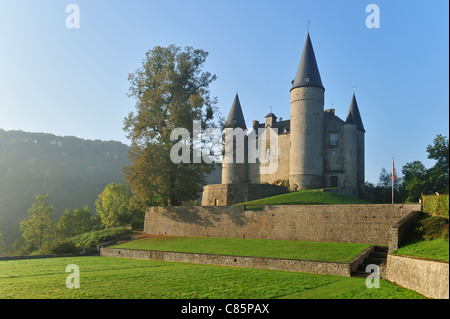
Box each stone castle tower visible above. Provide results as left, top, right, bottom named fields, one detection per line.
left=202, top=33, right=365, bottom=206
left=289, top=33, right=325, bottom=190
left=221, top=93, right=248, bottom=185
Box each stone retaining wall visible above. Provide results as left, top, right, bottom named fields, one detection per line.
left=145, top=204, right=421, bottom=245
left=385, top=254, right=449, bottom=299
left=100, top=247, right=360, bottom=277
left=0, top=252, right=89, bottom=261
left=388, top=211, right=422, bottom=252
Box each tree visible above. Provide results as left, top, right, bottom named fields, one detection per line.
left=426, top=134, right=449, bottom=194
left=56, top=206, right=94, bottom=239
left=123, top=45, right=219, bottom=206
left=401, top=135, right=449, bottom=202
left=402, top=161, right=428, bottom=202
left=95, top=183, right=134, bottom=228
left=20, top=195, right=56, bottom=253
left=364, top=168, right=405, bottom=203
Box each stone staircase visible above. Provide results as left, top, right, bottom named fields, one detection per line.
left=352, top=246, right=388, bottom=278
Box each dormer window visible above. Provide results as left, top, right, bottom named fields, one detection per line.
left=305, top=77, right=310, bottom=83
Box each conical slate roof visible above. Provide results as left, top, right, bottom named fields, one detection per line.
left=224, top=93, right=246, bottom=129
left=345, top=93, right=365, bottom=132
left=291, top=33, right=324, bottom=91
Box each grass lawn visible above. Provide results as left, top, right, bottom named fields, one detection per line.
left=0, top=256, right=425, bottom=299
left=392, top=237, right=449, bottom=262
left=236, top=189, right=370, bottom=210
left=113, top=236, right=371, bottom=263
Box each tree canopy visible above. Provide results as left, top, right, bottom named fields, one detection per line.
left=402, top=135, right=449, bottom=202
left=0, top=129, right=130, bottom=245
left=123, top=45, right=220, bottom=206
left=95, top=183, right=134, bottom=228
left=426, top=134, right=449, bottom=194
left=20, top=195, right=56, bottom=253
left=365, top=135, right=449, bottom=203
left=56, top=206, right=95, bottom=239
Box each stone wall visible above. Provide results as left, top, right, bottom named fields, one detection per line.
left=385, top=255, right=449, bottom=299
left=388, top=211, right=422, bottom=252
left=258, top=134, right=291, bottom=184
left=201, top=183, right=287, bottom=206
left=0, top=252, right=89, bottom=261
left=145, top=204, right=421, bottom=245
left=100, top=247, right=354, bottom=276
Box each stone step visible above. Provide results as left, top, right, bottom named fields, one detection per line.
left=351, top=271, right=369, bottom=278
left=365, top=257, right=386, bottom=265
left=357, top=263, right=384, bottom=272
left=373, top=246, right=389, bottom=253
left=351, top=246, right=388, bottom=278
left=370, top=252, right=388, bottom=259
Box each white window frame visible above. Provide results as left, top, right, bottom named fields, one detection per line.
left=330, top=132, right=338, bottom=146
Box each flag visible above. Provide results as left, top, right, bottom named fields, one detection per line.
left=392, top=158, right=396, bottom=182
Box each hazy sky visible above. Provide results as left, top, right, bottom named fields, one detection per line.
left=0, top=0, right=448, bottom=183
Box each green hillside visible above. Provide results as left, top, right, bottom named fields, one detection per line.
left=236, top=189, right=370, bottom=210
left=0, top=129, right=130, bottom=245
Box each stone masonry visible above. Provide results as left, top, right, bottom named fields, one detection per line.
left=144, top=204, right=421, bottom=245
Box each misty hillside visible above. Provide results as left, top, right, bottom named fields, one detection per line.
left=0, top=129, right=130, bottom=245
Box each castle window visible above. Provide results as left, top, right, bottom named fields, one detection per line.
left=330, top=133, right=338, bottom=146
left=275, top=146, right=279, bottom=156
left=265, top=148, right=270, bottom=157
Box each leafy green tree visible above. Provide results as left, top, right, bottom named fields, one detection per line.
left=95, top=183, right=134, bottom=228
left=20, top=195, right=56, bottom=253
left=123, top=45, right=219, bottom=206
left=56, top=206, right=94, bottom=238
left=402, top=160, right=428, bottom=202
left=401, top=135, right=449, bottom=202
left=426, top=134, right=449, bottom=194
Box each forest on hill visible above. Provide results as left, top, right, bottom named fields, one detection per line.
left=0, top=129, right=130, bottom=245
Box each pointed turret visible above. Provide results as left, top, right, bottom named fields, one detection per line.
left=224, top=93, right=246, bottom=129
left=291, top=33, right=324, bottom=91
left=345, top=93, right=365, bottom=132
left=222, top=93, right=248, bottom=185
left=289, top=33, right=325, bottom=190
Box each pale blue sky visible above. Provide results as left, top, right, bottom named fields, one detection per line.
left=0, top=0, right=448, bottom=183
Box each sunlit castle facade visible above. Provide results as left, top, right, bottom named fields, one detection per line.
left=202, top=33, right=365, bottom=206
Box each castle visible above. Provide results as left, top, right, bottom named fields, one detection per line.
left=202, top=33, right=365, bottom=205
